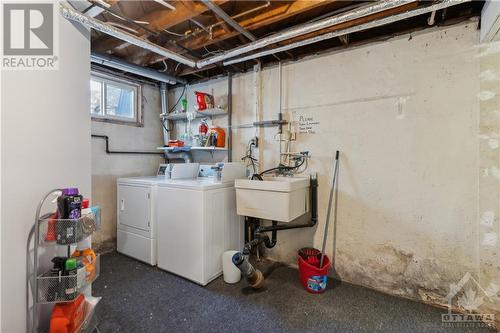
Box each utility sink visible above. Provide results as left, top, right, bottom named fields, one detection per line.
left=235, top=177, right=310, bottom=222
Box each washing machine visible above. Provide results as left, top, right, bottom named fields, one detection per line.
left=117, top=163, right=245, bottom=274
left=156, top=163, right=246, bottom=285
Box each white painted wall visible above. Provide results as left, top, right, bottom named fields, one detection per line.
left=1, top=16, right=91, bottom=333
left=170, top=22, right=499, bottom=312
left=91, top=84, right=164, bottom=246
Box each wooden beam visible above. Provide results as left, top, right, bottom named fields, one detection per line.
left=92, top=0, right=229, bottom=53
left=187, top=1, right=330, bottom=49
left=144, top=0, right=331, bottom=65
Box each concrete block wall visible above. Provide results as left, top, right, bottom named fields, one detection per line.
left=91, top=84, right=164, bottom=247
left=478, top=37, right=500, bottom=319
left=169, top=21, right=500, bottom=315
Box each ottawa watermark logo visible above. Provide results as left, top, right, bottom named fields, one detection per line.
left=1, top=1, right=59, bottom=70
left=442, top=272, right=497, bottom=328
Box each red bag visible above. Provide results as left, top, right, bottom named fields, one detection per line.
left=195, top=91, right=214, bottom=111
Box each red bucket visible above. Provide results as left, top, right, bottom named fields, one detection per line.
left=297, top=248, right=331, bottom=294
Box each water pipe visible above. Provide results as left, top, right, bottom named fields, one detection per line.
left=232, top=252, right=265, bottom=289
left=232, top=173, right=318, bottom=289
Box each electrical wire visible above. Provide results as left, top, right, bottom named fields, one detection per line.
left=162, top=84, right=186, bottom=133
left=164, top=29, right=185, bottom=37
left=241, top=139, right=259, bottom=177
left=162, top=120, right=169, bottom=133
left=159, top=59, right=168, bottom=72
left=169, top=85, right=186, bottom=114
left=256, top=154, right=307, bottom=178
left=201, top=45, right=225, bottom=58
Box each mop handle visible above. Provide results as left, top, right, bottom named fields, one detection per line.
left=320, top=150, right=340, bottom=268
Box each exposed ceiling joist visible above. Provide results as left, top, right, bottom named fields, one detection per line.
left=85, top=0, right=481, bottom=82
left=144, top=0, right=331, bottom=66
left=92, top=0, right=229, bottom=53
left=197, top=1, right=419, bottom=68
left=201, top=0, right=257, bottom=41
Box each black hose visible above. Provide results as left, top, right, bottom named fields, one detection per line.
left=257, top=157, right=306, bottom=177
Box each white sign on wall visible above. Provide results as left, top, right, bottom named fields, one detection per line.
left=295, top=113, right=320, bottom=134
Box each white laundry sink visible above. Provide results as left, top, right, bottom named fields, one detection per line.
left=235, top=177, right=310, bottom=222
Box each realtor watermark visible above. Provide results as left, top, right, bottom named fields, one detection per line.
left=1, top=0, right=59, bottom=70
left=441, top=272, right=497, bottom=328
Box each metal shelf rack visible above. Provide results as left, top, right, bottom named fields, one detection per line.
left=26, top=189, right=101, bottom=333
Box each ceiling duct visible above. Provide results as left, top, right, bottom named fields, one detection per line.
left=196, top=0, right=418, bottom=68
left=223, top=0, right=471, bottom=66
left=91, top=52, right=186, bottom=84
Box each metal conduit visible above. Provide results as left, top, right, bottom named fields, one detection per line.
left=63, top=0, right=469, bottom=74
left=59, top=2, right=197, bottom=68
left=91, top=52, right=186, bottom=84
left=222, top=0, right=470, bottom=66
left=196, top=0, right=417, bottom=68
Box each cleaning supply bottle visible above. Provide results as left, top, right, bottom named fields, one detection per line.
left=81, top=199, right=91, bottom=216
left=49, top=294, right=85, bottom=333
left=64, top=258, right=78, bottom=299
left=90, top=206, right=101, bottom=229
left=57, top=188, right=83, bottom=219
left=56, top=188, right=83, bottom=244
left=45, top=212, right=59, bottom=242
left=71, top=247, right=96, bottom=282
left=181, top=95, right=187, bottom=112
left=198, top=119, right=208, bottom=136
left=48, top=257, right=67, bottom=301
left=210, top=127, right=225, bottom=147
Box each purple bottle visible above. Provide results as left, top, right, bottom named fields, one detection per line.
left=58, top=188, right=83, bottom=219
left=56, top=188, right=83, bottom=244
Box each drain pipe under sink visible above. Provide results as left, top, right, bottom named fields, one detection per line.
left=232, top=173, right=319, bottom=289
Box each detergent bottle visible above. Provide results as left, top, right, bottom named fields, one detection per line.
left=210, top=127, right=225, bottom=147
left=81, top=199, right=91, bottom=216
left=71, top=247, right=96, bottom=282
left=45, top=212, right=58, bottom=242
left=49, top=294, right=85, bottom=333
left=56, top=188, right=83, bottom=244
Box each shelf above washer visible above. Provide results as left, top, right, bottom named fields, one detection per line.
left=157, top=146, right=227, bottom=151
left=163, top=108, right=227, bottom=121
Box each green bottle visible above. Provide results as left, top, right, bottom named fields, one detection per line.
left=181, top=96, right=187, bottom=112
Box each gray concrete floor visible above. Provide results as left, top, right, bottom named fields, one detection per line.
left=93, top=252, right=494, bottom=333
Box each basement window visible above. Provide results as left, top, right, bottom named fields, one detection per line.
left=90, top=73, right=142, bottom=125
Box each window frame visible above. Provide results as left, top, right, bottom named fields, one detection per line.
left=90, top=72, right=143, bottom=127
